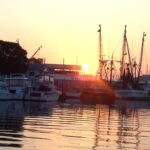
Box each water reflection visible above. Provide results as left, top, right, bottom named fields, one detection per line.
left=115, top=100, right=150, bottom=150
left=0, top=101, right=24, bottom=148
left=0, top=101, right=55, bottom=149
left=0, top=100, right=149, bottom=150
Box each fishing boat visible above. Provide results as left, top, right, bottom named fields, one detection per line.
left=113, top=27, right=149, bottom=100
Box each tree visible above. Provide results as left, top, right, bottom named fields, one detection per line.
left=0, top=40, right=28, bottom=74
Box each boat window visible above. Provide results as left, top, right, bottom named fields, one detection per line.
left=39, top=85, right=49, bottom=91
left=39, top=76, right=50, bottom=82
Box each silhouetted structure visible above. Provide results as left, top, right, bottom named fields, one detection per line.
left=0, top=40, right=28, bottom=74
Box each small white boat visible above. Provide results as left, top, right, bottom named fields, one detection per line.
left=5, top=74, right=30, bottom=100
left=25, top=75, right=61, bottom=102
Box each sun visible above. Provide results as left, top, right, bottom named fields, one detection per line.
left=82, top=64, right=90, bottom=73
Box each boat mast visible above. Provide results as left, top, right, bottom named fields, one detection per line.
left=109, top=53, right=114, bottom=83
left=120, top=25, right=126, bottom=79
left=137, top=32, right=146, bottom=84
left=120, top=25, right=133, bottom=79
left=97, top=24, right=103, bottom=79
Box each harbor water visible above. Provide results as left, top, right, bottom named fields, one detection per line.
left=0, top=100, right=150, bottom=150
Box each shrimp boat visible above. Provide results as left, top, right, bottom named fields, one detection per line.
left=76, top=25, right=116, bottom=104
left=112, top=26, right=150, bottom=100
left=96, top=25, right=150, bottom=101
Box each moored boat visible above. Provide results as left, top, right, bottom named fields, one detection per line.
left=4, top=74, right=30, bottom=100
left=25, top=74, right=61, bottom=102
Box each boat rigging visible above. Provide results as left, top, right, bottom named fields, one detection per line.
left=120, top=25, right=133, bottom=80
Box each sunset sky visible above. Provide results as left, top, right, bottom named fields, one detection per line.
left=0, top=0, right=150, bottom=75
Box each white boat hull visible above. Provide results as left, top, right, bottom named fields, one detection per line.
left=25, top=91, right=61, bottom=102
left=0, top=80, right=26, bottom=100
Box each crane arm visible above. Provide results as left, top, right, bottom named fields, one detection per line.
left=30, top=45, right=42, bottom=59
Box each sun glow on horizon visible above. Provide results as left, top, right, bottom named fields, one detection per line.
left=82, top=64, right=90, bottom=74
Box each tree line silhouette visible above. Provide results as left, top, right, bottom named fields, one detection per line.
left=0, top=40, right=28, bottom=74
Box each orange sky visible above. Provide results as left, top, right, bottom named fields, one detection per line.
left=0, top=0, right=150, bottom=75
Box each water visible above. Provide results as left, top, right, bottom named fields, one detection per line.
left=0, top=100, right=149, bottom=150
